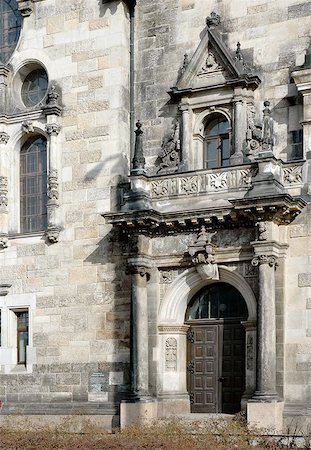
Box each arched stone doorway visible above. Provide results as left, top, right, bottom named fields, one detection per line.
left=157, top=266, right=257, bottom=416
left=185, top=282, right=248, bottom=413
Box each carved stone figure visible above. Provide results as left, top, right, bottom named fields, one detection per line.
left=157, top=122, right=180, bottom=174
left=45, top=226, right=61, bottom=244
left=206, top=11, right=221, bottom=28
left=22, top=121, right=34, bottom=134
left=187, top=226, right=219, bottom=280
left=261, top=101, right=274, bottom=151
left=257, top=221, right=268, bottom=241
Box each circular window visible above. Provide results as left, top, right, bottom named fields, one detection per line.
left=21, top=69, right=48, bottom=107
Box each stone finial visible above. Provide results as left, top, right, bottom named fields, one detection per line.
left=262, top=100, right=274, bottom=151
left=206, top=11, right=221, bottom=28
left=236, top=42, right=243, bottom=61
left=180, top=53, right=189, bottom=76
left=131, top=121, right=145, bottom=174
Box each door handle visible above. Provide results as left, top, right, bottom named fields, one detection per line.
left=218, top=377, right=225, bottom=382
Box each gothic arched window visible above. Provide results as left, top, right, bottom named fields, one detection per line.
left=204, top=115, right=231, bottom=168
left=0, top=0, right=22, bottom=64
left=20, top=136, right=47, bottom=233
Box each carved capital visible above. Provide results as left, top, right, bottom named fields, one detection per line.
left=129, top=266, right=149, bottom=277
left=251, top=255, right=278, bottom=267
left=0, top=132, right=9, bottom=144
left=45, top=226, right=61, bottom=244
left=46, top=123, right=61, bottom=136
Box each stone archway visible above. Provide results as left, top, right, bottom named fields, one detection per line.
left=157, top=266, right=257, bottom=416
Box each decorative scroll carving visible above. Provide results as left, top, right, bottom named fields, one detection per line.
left=165, top=337, right=177, bottom=371
left=0, top=132, right=9, bottom=144
left=45, top=123, right=61, bottom=136
left=180, top=176, right=198, bottom=195
left=0, top=177, right=8, bottom=208
left=243, top=262, right=257, bottom=278
left=251, top=255, right=278, bottom=267
left=247, top=335, right=254, bottom=370
left=47, top=169, right=59, bottom=206
left=283, top=165, right=303, bottom=185
left=187, top=226, right=219, bottom=280
left=22, top=121, right=34, bottom=134
left=160, top=271, right=173, bottom=284
left=150, top=166, right=253, bottom=199
left=157, top=122, right=180, bottom=174
left=132, top=121, right=145, bottom=173
left=206, top=11, right=221, bottom=28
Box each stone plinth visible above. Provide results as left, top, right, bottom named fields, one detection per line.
left=247, top=400, right=284, bottom=434
left=120, top=399, right=157, bottom=428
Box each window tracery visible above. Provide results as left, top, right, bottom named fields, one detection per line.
left=0, top=0, right=22, bottom=64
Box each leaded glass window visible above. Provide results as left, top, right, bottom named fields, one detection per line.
left=204, top=116, right=231, bottom=169
left=0, top=0, right=22, bottom=64
left=20, top=136, right=47, bottom=233
left=187, top=283, right=248, bottom=320
left=21, top=69, right=48, bottom=107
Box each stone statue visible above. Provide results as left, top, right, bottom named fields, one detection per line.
left=157, top=122, right=180, bottom=174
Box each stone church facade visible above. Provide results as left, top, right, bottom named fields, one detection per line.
left=0, top=0, right=310, bottom=432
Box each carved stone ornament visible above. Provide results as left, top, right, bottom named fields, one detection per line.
left=45, top=226, right=61, bottom=244
left=187, top=226, right=219, bottom=280
left=46, top=123, right=61, bottom=136
left=47, top=169, right=59, bottom=205
left=160, top=271, right=173, bottom=284
left=17, top=0, right=33, bottom=16
left=165, top=337, right=177, bottom=372
left=0, top=176, right=8, bottom=208
left=179, top=53, right=189, bottom=79
left=22, top=121, right=34, bottom=134
left=46, top=85, right=60, bottom=106
left=251, top=255, right=278, bottom=267
left=198, top=50, right=221, bottom=75
left=246, top=100, right=274, bottom=160
left=157, top=122, right=180, bottom=174
left=0, top=234, right=8, bottom=249
left=206, top=11, right=221, bottom=28
left=256, top=221, right=268, bottom=241
left=246, top=335, right=254, bottom=371
left=0, top=132, right=9, bottom=144
left=44, top=85, right=62, bottom=116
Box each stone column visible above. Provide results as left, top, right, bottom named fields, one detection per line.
left=180, top=105, right=191, bottom=170
left=130, top=266, right=150, bottom=398
left=230, top=97, right=244, bottom=165
left=0, top=66, right=10, bottom=114
left=247, top=240, right=285, bottom=434
left=0, top=131, right=10, bottom=249
left=121, top=260, right=157, bottom=427
left=45, top=124, right=61, bottom=243
left=251, top=254, right=278, bottom=399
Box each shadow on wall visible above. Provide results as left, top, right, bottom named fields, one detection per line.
left=83, top=153, right=129, bottom=182
left=98, top=0, right=121, bottom=17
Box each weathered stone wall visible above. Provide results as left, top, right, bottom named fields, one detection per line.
left=0, top=0, right=131, bottom=404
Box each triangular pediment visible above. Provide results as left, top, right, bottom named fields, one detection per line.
left=172, top=25, right=260, bottom=94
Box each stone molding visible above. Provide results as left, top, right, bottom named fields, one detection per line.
left=158, top=325, right=189, bottom=335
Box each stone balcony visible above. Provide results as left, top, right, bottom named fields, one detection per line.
left=105, top=158, right=306, bottom=233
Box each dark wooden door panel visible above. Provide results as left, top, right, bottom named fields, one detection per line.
left=188, top=322, right=245, bottom=414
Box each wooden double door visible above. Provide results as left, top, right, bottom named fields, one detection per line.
left=187, top=321, right=245, bottom=414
